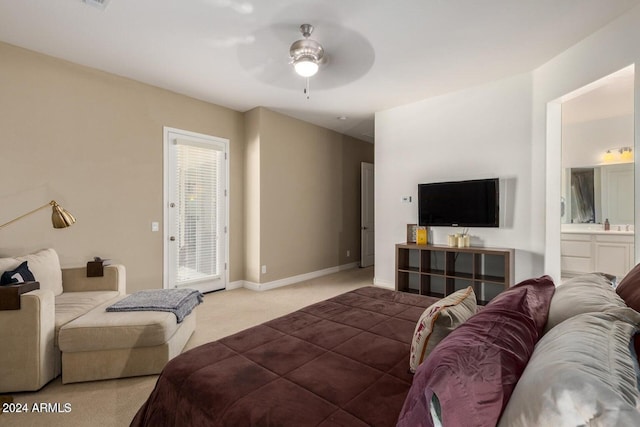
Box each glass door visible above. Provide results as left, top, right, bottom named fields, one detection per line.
left=165, top=128, right=228, bottom=292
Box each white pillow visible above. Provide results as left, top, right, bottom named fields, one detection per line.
left=498, top=308, right=640, bottom=427
left=409, top=286, right=476, bottom=373
left=0, top=248, right=63, bottom=296
left=544, top=272, right=625, bottom=333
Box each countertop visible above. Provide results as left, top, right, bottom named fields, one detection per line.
left=561, top=226, right=633, bottom=236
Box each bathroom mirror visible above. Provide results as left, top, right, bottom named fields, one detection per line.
left=560, top=67, right=634, bottom=229
left=561, top=163, right=634, bottom=226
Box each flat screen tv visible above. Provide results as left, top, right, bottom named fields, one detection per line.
left=418, top=178, right=499, bottom=227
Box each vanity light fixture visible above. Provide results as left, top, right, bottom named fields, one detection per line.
left=620, top=147, right=634, bottom=162
left=603, top=147, right=633, bottom=163
left=603, top=150, right=615, bottom=163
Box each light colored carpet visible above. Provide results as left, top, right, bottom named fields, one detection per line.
left=0, top=267, right=373, bottom=426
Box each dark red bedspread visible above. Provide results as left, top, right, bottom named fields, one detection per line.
left=131, top=287, right=439, bottom=427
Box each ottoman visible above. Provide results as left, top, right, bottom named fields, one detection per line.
left=58, top=296, right=196, bottom=384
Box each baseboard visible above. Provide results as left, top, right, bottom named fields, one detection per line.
left=226, top=280, right=245, bottom=290
left=373, top=277, right=394, bottom=290
left=240, top=262, right=360, bottom=292
left=339, top=262, right=360, bottom=271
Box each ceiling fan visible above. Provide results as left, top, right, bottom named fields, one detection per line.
left=289, top=23, right=325, bottom=98
left=289, top=24, right=324, bottom=78
left=236, top=21, right=374, bottom=94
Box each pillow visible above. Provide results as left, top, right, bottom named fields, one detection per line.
left=397, top=276, right=555, bottom=427
left=0, top=261, right=35, bottom=285
left=544, top=272, right=626, bottom=333
left=0, top=248, right=63, bottom=296
left=498, top=308, right=640, bottom=427
left=409, top=286, right=476, bottom=373
left=616, top=262, right=640, bottom=312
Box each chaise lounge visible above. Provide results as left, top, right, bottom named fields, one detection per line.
left=0, top=248, right=196, bottom=392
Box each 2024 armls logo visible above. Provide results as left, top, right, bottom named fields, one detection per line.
left=2, top=402, right=72, bottom=413
left=31, top=402, right=72, bottom=413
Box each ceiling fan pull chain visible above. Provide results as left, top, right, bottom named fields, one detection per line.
left=305, top=77, right=310, bottom=99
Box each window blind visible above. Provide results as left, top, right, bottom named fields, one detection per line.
left=174, top=140, right=221, bottom=284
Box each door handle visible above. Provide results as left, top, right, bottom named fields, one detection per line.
left=170, top=236, right=176, bottom=241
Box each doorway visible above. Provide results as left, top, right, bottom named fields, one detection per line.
left=164, top=127, right=229, bottom=292
left=558, top=66, right=635, bottom=278
left=361, top=162, right=374, bottom=267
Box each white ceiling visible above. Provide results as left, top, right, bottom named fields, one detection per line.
left=1, top=0, right=639, bottom=143
left=563, top=67, right=635, bottom=124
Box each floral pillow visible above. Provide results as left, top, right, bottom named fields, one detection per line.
left=409, top=286, right=476, bottom=373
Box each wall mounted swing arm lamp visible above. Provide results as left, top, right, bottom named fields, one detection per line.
left=0, top=200, right=76, bottom=230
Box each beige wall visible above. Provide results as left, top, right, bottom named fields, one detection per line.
left=0, top=42, right=245, bottom=292
left=247, top=108, right=374, bottom=283
left=243, top=108, right=261, bottom=283
left=0, top=42, right=372, bottom=291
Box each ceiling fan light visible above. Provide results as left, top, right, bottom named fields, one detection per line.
left=294, top=58, right=319, bottom=77
left=289, top=24, right=324, bottom=79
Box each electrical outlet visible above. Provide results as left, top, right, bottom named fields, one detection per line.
left=261, top=265, right=267, bottom=274
left=347, top=250, right=350, bottom=257
left=151, top=222, right=159, bottom=232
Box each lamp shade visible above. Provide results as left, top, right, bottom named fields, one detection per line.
left=294, top=58, right=319, bottom=77
left=51, top=201, right=76, bottom=228
left=603, top=150, right=615, bottom=163
left=620, top=147, right=634, bottom=162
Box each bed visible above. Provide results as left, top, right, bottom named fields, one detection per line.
left=132, top=270, right=640, bottom=427
left=131, top=286, right=439, bottom=426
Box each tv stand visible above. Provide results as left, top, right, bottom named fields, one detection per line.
left=395, top=243, right=514, bottom=305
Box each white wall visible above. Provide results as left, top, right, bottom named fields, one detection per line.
left=375, top=4, right=640, bottom=288
left=375, top=72, right=536, bottom=288
left=534, top=5, right=640, bottom=281
left=562, top=115, right=633, bottom=168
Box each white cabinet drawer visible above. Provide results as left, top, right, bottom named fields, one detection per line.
left=595, top=243, right=630, bottom=277
left=561, top=240, right=592, bottom=257
left=595, top=234, right=634, bottom=244
left=561, top=256, right=592, bottom=273
left=561, top=233, right=591, bottom=242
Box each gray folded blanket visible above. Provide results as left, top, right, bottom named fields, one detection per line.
left=106, top=288, right=203, bottom=323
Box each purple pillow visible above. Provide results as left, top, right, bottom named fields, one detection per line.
left=397, top=276, right=555, bottom=427
left=616, top=262, right=640, bottom=312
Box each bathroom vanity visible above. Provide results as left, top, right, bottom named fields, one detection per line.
left=561, top=225, right=634, bottom=277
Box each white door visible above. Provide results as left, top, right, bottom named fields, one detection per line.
left=361, top=162, right=375, bottom=267
left=164, top=127, right=228, bottom=293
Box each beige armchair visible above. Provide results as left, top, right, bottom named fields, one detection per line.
left=0, top=249, right=125, bottom=393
